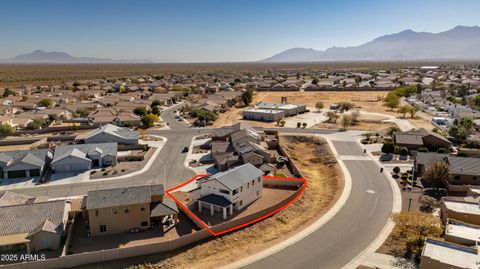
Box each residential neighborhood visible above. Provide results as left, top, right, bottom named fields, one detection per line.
left=2, top=1, right=480, bottom=268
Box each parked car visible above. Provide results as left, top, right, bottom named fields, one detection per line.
left=182, top=147, right=189, bottom=153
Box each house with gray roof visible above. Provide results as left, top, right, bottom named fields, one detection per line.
left=51, top=143, right=117, bottom=173
left=85, top=184, right=177, bottom=236
left=0, top=200, right=69, bottom=253
left=0, top=149, right=51, bottom=179
left=393, top=128, right=452, bottom=151
left=84, top=123, right=139, bottom=145
left=197, top=163, right=263, bottom=219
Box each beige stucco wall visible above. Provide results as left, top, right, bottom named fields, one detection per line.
left=29, top=231, right=61, bottom=252
left=420, top=256, right=463, bottom=269
left=88, top=203, right=150, bottom=236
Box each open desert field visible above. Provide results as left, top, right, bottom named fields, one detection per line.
left=0, top=61, right=461, bottom=86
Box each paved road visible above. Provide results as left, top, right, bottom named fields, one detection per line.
left=243, top=144, right=393, bottom=269
left=331, top=141, right=367, bottom=156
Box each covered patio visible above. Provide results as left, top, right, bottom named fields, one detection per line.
left=198, top=194, right=233, bottom=220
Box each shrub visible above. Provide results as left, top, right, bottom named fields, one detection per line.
left=381, top=142, right=395, bottom=154
left=393, top=166, right=401, bottom=174
left=417, top=147, right=428, bottom=152
left=399, top=147, right=409, bottom=156
left=436, top=148, right=448, bottom=154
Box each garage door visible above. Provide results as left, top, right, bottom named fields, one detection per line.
left=29, top=169, right=40, bottom=177
left=7, top=170, right=27, bottom=178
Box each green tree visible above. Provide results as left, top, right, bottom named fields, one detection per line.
left=0, top=123, right=15, bottom=136
left=2, top=88, right=13, bottom=97
left=133, top=107, right=148, bottom=117
left=302, top=122, right=307, bottom=128
left=386, top=126, right=401, bottom=136
left=311, top=78, right=319, bottom=85
left=315, top=101, right=324, bottom=112
left=141, top=113, right=159, bottom=128
left=151, top=99, right=162, bottom=107
left=384, top=94, right=400, bottom=111
left=398, top=105, right=411, bottom=118
left=196, top=110, right=217, bottom=123
left=408, top=105, right=420, bottom=118
left=151, top=106, right=161, bottom=115
left=296, top=122, right=301, bottom=128
left=38, top=98, right=54, bottom=108
left=242, top=89, right=254, bottom=106
left=338, top=101, right=354, bottom=112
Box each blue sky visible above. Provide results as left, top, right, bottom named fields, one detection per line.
left=0, top=0, right=479, bottom=62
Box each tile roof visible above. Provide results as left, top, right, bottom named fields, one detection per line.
left=0, top=200, right=67, bottom=236
left=52, top=143, right=117, bottom=164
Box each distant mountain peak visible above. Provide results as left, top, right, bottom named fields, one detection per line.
left=261, top=25, right=480, bottom=62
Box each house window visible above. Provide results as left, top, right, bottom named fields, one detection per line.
left=140, top=206, right=145, bottom=211
left=240, top=186, right=243, bottom=192
left=252, top=180, right=255, bottom=186
left=233, top=189, right=239, bottom=195
left=141, top=221, right=149, bottom=227
left=239, top=200, right=243, bottom=207
left=454, top=175, right=460, bottom=181
left=124, top=207, right=129, bottom=213
left=112, top=208, right=117, bottom=215
left=100, top=225, right=107, bottom=233
left=95, top=210, right=99, bottom=217
left=219, top=189, right=230, bottom=195
left=247, top=183, right=250, bottom=188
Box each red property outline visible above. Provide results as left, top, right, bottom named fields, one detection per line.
left=166, top=174, right=306, bottom=236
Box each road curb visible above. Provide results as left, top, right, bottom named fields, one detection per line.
left=219, top=135, right=353, bottom=269
left=341, top=138, right=402, bottom=269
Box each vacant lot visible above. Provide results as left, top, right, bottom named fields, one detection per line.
left=78, top=135, right=343, bottom=269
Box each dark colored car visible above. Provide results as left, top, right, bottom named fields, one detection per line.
left=182, top=147, right=189, bottom=153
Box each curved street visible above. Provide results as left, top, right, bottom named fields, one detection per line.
left=0, top=107, right=395, bottom=269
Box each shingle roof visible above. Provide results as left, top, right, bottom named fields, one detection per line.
left=209, top=163, right=263, bottom=190
left=0, top=149, right=49, bottom=170
left=150, top=198, right=179, bottom=217
left=448, top=156, right=480, bottom=176
left=0, top=200, right=66, bottom=236
left=198, top=194, right=232, bottom=207
left=85, top=123, right=138, bottom=141
left=52, top=143, right=117, bottom=163
left=415, top=152, right=447, bottom=166
left=86, top=184, right=163, bottom=209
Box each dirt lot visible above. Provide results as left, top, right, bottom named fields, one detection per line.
left=78, top=135, right=343, bottom=269
left=215, top=91, right=435, bottom=130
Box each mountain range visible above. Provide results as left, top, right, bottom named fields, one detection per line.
left=262, top=25, right=480, bottom=62
left=0, top=50, right=174, bottom=64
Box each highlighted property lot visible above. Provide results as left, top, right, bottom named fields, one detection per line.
left=166, top=175, right=306, bottom=236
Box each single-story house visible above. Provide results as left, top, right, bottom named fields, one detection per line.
left=0, top=149, right=51, bottom=179
left=440, top=198, right=480, bottom=225
left=51, top=143, right=117, bottom=173
left=0, top=200, right=70, bottom=253
left=84, top=123, right=139, bottom=145
left=419, top=238, right=478, bottom=269
left=393, top=128, right=452, bottom=151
